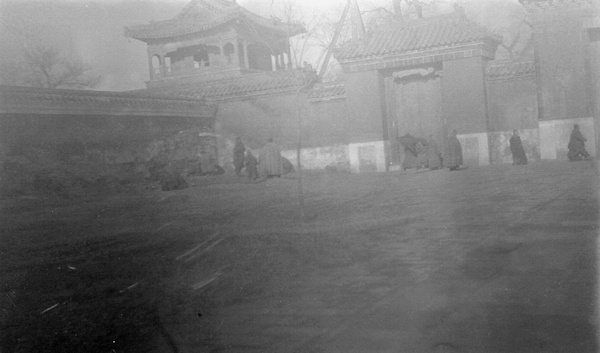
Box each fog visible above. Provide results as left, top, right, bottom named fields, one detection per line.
left=0, top=0, right=524, bottom=91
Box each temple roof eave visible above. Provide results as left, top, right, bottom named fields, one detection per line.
left=0, top=85, right=217, bottom=118
left=485, top=61, right=536, bottom=80
left=336, top=38, right=501, bottom=68
left=125, top=8, right=305, bottom=42
left=136, top=69, right=319, bottom=101
left=335, top=14, right=502, bottom=62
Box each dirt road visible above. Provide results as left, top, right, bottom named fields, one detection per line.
left=1, top=161, right=597, bottom=352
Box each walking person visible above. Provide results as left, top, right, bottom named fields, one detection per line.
left=399, top=133, right=419, bottom=171
left=445, top=130, right=463, bottom=171
left=426, top=134, right=442, bottom=170
left=245, top=150, right=258, bottom=180
left=567, top=124, right=591, bottom=161
left=233, top=137, right=246, bottom=176
left=259, top=138, right=283, bottom=178
left=510, top=130, right=528, bottom=165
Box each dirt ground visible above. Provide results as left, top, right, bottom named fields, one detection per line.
left=1, top=160, right=598, bottom=353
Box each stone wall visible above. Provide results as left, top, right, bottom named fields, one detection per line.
left=0, top=114, right=216, bottom=197
left=486, top=76, right=538, bottom=131
left=281, top=144, right=350, bottom=172
left=215, top=93, right=349, bottom=171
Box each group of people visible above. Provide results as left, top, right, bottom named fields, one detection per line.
left=233, top=137, right=285, bottom=181
left=398, top=130, right=463, bottom=171
left=399, top=124, right=592, bottom=171
left=510, top=124, right=592, bottom=164
left=235, top=124, right=592, bottom=179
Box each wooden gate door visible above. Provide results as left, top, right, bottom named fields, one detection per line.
left=385, top=73, right=444, bottom=166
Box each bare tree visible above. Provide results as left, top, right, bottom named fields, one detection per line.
left=275, top=0, right=352, bottom=81
left=364, top=0, right=450, bottom=24
left=0, top=16, right=99, bottom=89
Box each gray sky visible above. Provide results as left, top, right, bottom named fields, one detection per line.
left=0, top=0, right=524, bottom=91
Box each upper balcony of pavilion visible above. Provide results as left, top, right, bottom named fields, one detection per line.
left=125, top=0, right=305, bottom=87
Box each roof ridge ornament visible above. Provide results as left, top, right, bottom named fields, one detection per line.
left=393, top=67, right=439, bottom=81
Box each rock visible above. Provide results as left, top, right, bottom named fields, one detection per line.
left=160, top=173, right=189, bottom=191
left=133, top=163, right=151, bottom=179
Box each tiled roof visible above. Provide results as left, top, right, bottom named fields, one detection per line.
left=485, top=61, right=536, bottom=79
left=0, top=85, right=216, bottom=118
left=519, top=0, right=592, bottom=8
left=308, top=84, right=346, bottom=101
left=140, top=70, right=319, bottom=100
left=125, top=0, right=304, bottom=41
left=336, top=13, right=502, bottom=61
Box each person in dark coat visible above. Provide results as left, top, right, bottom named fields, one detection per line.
left=426, top=135, right=442, bottom=170
left=245, top=150, right=258, bottom=180
left=445, top=130, right=463, bottom=171
left=510, top=130, right=528, bottom=165
left=399, top=133, right=419, bottom=171
left=567, top=124, right=591, bottom=161
left=233, top=137, right=246, bottom=176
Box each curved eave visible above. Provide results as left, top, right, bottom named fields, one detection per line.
left=124, top=14, right=238, bottom=42
left=336, top=38, right=501, bottom=65
left=0, top=85, right=217, bottom=118
left=125, top=11, right=305, bottom=42
left=335, top=18, right=502, bottom=62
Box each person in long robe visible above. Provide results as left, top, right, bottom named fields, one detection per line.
left=445, top=130, right=463, bottom=171
left=416, top=140, right=428, bottom=169
left=233, top=137, right=246, bottom=176
left=259, top=138, right=283, bottom=178
left=399, top=133, right=419, bottom=171
left=245, top=150, right=258, bottom=180
left=509, top=130, right=528, bottom=165
left=426, top=135, right=442, bottom=170
left=567, top=124, right=591, bottom=161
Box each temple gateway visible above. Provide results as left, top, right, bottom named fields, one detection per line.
left=125, top=0, right=600, bottom=173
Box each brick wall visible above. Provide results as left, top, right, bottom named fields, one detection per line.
left=215, top=93, right=349, bottom=170
left=0, top=114, right=215, bottom=197
left=486, top=76, right=539, bottom=131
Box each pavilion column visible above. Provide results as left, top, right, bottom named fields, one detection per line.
left=242, top=40, right=250, bottom=69
left=285, top=42, right=292, bottom=69
left=147, top=54, right=154, bottom=80
left=285, top=52, right=291, bottom=70
left=219, top=41, right=224, bottom=66
left=160, top=55, right=167, bottom=76
left=232, top=39, right=241, bottom=67
left=274, top=54, right=281, bottom=70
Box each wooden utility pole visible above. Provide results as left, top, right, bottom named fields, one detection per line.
left=317, top=1, right=350, bottom=79
left=296, top=0, right=352, bottom=219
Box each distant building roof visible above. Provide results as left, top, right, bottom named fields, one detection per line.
left=518, top=0, right=591, bottom=7
left=125, top=0, right=305, bottom=41
left=336, top=13, right=502, bottom=61
left=139, top=69, right=318, bottom=101
left=0, top=85, right=216, bottom=118
left=485, top=61, right=536, bottom=79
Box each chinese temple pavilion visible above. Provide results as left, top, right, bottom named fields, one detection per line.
left=125, top=0, right=306, bottom=89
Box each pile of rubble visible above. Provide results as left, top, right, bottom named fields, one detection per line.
left=0, top=129, right=220, bottom=198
